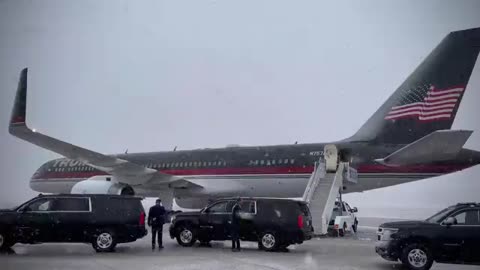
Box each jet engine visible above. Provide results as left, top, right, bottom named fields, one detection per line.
left=70, top=176, right=134, bottom=195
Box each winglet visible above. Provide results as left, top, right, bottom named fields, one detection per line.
left=9, top=68, right=28, bottom=129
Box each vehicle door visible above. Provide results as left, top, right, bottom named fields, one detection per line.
left=467, top=209, right=480, bottom=263
left=238, top=200, right=257, bottom=240
left=49, top=197, right=91, bottom=242
left=439, top=209, right=479, bottom=262
left=16, top=197, right=56, bottom=243
left=344, top=203, right=354, bottom=227
left=199, top=201, right=232, bottom=240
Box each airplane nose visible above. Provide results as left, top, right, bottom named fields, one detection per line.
left=29, top=167, right=44, bottom=192
left=29, top=160, right=53, bottom=192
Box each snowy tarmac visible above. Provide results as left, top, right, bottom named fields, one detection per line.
left=0, top=218, right=477, bottom=270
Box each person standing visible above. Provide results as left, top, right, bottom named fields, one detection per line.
left=148, top=198, right=166, bottom=250
left=230, top=199, right=242, bottom=252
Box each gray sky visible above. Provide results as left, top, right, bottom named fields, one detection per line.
left=1, top=0, right=479, bottom=214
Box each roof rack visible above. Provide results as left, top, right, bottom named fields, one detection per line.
left=455, top=202, right=479, bottom=206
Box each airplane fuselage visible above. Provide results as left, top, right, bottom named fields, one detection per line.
left=30, top=141, right=480, bottom=200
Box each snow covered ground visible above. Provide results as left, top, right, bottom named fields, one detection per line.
left=1, top=223, right=477, bottom=270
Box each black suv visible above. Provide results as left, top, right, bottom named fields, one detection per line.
left=0, top=194, right=147, bottom=252
left=169, top=197, right=314, bottom=251
left=375, top=203, right=480, bottom=270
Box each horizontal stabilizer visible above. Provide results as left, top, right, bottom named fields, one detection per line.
left=375, top=130, right=473, bottom=166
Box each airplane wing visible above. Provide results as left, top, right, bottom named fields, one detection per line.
left=9, top=68, right=201, bottom=188
left=375, top=129, right=473, bottom=166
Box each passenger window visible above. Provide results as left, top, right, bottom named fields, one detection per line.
left=226, top=201, right=236, bottom=212
left=240, top=200, right=256, bottom=214
left=52, top=198, right=90, bottom=211
left=207, top=202, right=228, bottom=213
left=450, top=210, right=480, bottom=225
left=24, top=198, right=54, bottom=212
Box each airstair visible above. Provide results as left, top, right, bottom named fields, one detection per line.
left=302, top=145, right=358, bottom=235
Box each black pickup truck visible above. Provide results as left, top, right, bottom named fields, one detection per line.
left=375, top=202, right=480, bottom=270
left=169, top=197, right=314, bottom=251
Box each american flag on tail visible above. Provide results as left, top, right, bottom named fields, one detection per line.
left=385, top=85, right=465, bottom=121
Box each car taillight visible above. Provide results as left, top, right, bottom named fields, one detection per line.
left=139, top=211, right=145, bottom=226
left=297, top=215, right=304, bottom=228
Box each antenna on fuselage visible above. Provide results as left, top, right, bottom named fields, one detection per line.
left=125, top=148, right=128, bottom=154
left=173, top=146, right=177, bottom=151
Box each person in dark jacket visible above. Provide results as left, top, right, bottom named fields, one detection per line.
left=148, top=198, right=166, bottom=250
left=230, top=199, right=242, bottom=251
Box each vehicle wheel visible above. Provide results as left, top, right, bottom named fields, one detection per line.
left=176, top=225, right=196, bottom=247
left=400, top=243, right=434, bottom=270
left=259, top=231, right=279, bottom=252
left=338, top=223, right=347, bottom=237
left=92, top=230, right=117, bottom=252
left=0, top=232, right=14, bottom=250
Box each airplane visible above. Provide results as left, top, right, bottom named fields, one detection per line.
left=9, top=27, right=480, bottom=209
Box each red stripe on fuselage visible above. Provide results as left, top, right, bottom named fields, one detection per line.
left=32, top=164, right=471, bottom=180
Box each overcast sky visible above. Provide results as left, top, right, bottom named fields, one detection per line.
left=0, top=0, right=479, bottom=215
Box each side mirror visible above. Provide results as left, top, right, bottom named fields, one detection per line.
left=443, top=217, right=456, bottom=226
left=352, top=207, right=358, bottom=213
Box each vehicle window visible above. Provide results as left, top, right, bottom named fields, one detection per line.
left=450, top=210, right=480, bottom=225
left=332, top=206, right=342, bottom=217
left=426, top=206, right=456, bottom=223
left=207, top=201, right=228, bottom=213
left=299, top=203, right=310, bottom=217
left=52, top=198, right=90, bottom=211
left=345, top=203, right=352, bottom=212
left=240, top=200, right=256, bottom=214
left=226, top=200, right=236, bottom=213
left=24, top=198, right=54, bottom=212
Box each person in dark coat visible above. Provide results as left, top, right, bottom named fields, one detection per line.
left=148, top=198, right=167, bottom=250
left=230, top=199, right=242, bottom=251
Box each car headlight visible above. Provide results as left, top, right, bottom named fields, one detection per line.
left=170, top=215, right=176, bottom=223
left=377, top=227, right=399, bottom=241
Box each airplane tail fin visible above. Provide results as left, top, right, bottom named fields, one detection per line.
left=348, top=27, right=480, bottom=144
